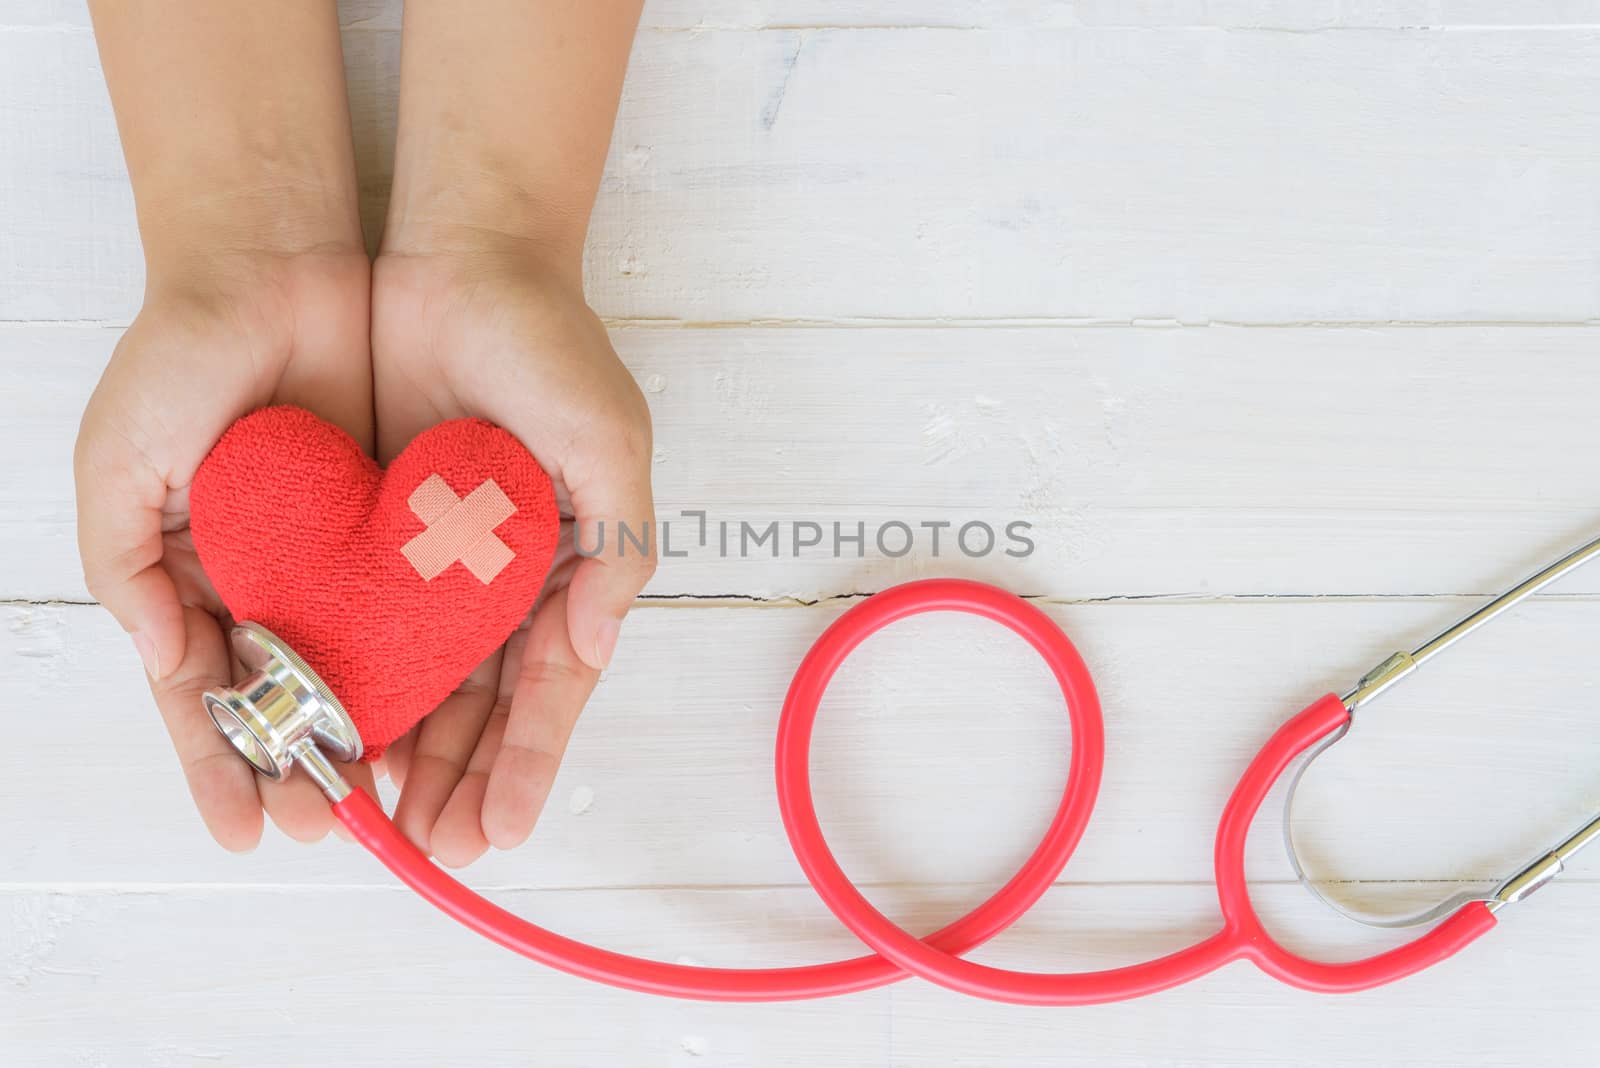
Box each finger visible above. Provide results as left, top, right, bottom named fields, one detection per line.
left=565, top=435, right=657, bottom=672
left=427, top=642, right=523, bottom=868
left=258, top=769, right=337, bottom=843
left=381, top=725, right=418, bottom=788
left=430, top=635, right=521, bottom=867
left=483, top=588, right=600, bottom=850
left=259, top=752, right=381, bottom=843
left=74, top=393, right=187, bottom=681
left=343, top=762, right=379, bottom=801
left=149, top=604, right=263, bottom=852
left=329, top=761, right=378, bottom=843
left=393, top=649, right=502, bottom=858
left=433, top=761, right=493, bottom=869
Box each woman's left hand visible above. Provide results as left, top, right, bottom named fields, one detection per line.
left=369, top=247, right=657, bottom=867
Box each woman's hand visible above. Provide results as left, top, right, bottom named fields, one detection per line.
left=85, top=0, right=374, bottom=848
left=368, top=0, right=648, bottom=867
left=75, top=251, right=378, bottom=850
left=370, top=247, right=656, bottom=867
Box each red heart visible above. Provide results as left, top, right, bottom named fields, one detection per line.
left=190, top=406, right=559, bottom=758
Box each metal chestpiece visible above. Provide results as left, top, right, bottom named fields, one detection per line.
left=202, top=623, right=362, bottom=801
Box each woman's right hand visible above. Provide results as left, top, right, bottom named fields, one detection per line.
left=74, top=250, right=378, bottom=850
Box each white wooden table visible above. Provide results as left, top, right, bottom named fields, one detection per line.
left=5, top=2, right=1600, bottom=1064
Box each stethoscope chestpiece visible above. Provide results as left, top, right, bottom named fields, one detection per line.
left=203, top=623, right=362, bottom=800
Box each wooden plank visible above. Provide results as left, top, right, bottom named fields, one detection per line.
left=11, top=1, right=1600, bottom=31
left=0, top=25, right=139, bottom=322
left=7, top=598, right=1600, bottom=890
left=10, top=323, right=1600, bottom=603
left=5, top=24, right=1600, bottom=322
left=652, top=0, right=1600, bottom=31
left=3, top=881, right=1596, bottom=1066
left=9, top=5, right=1599, bottom=1060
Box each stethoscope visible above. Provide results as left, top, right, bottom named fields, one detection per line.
left=201, top=533, right=1600, bottom=1004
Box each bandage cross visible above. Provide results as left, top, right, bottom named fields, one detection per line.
left=401, top=474, right=517, bottom=583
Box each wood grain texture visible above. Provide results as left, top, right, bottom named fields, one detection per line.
left=4, top=2, right=1600, bottom=1064
left=13, top=1, right=1600, bottom=30
left=8, top=323, right=1600, bottom=603
left=7, top=599, right=1600, bottom=893
left=5, top=17, right=1600, bottom=322
left=3, top=883, right=1597, bottom=1067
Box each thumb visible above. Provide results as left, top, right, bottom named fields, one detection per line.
left=74, top=398, right=187, bottom=680
left=564, top=449, right=657, bottom=672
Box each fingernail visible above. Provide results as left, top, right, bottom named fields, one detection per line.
left=594, top=619, right=621, bottom=669
left=132, top=631, right=160, bottom=679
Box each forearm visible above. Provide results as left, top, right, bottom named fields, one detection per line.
left=382, top=0, right=644, bottom=275
left=89, top=0, right=363, bottom=279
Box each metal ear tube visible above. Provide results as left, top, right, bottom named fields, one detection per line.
left=1282, top=531, right=1600, bottom=928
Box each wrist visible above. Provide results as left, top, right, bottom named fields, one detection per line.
left=143, top=242, right=367, bottom=304
left=380, top=146, right=588, bottom=286
left=137, top=248, right=372, bottom=380
left=136, top=177, right=365, bottom=282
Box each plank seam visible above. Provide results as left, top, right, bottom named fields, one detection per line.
left=12, top=592, right=1600, bottom=611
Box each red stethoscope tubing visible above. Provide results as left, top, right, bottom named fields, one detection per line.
left=334, top=578, right=1496, bottom=1003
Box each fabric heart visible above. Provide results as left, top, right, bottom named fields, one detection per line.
left=190, top=406, right=559, bottom=759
